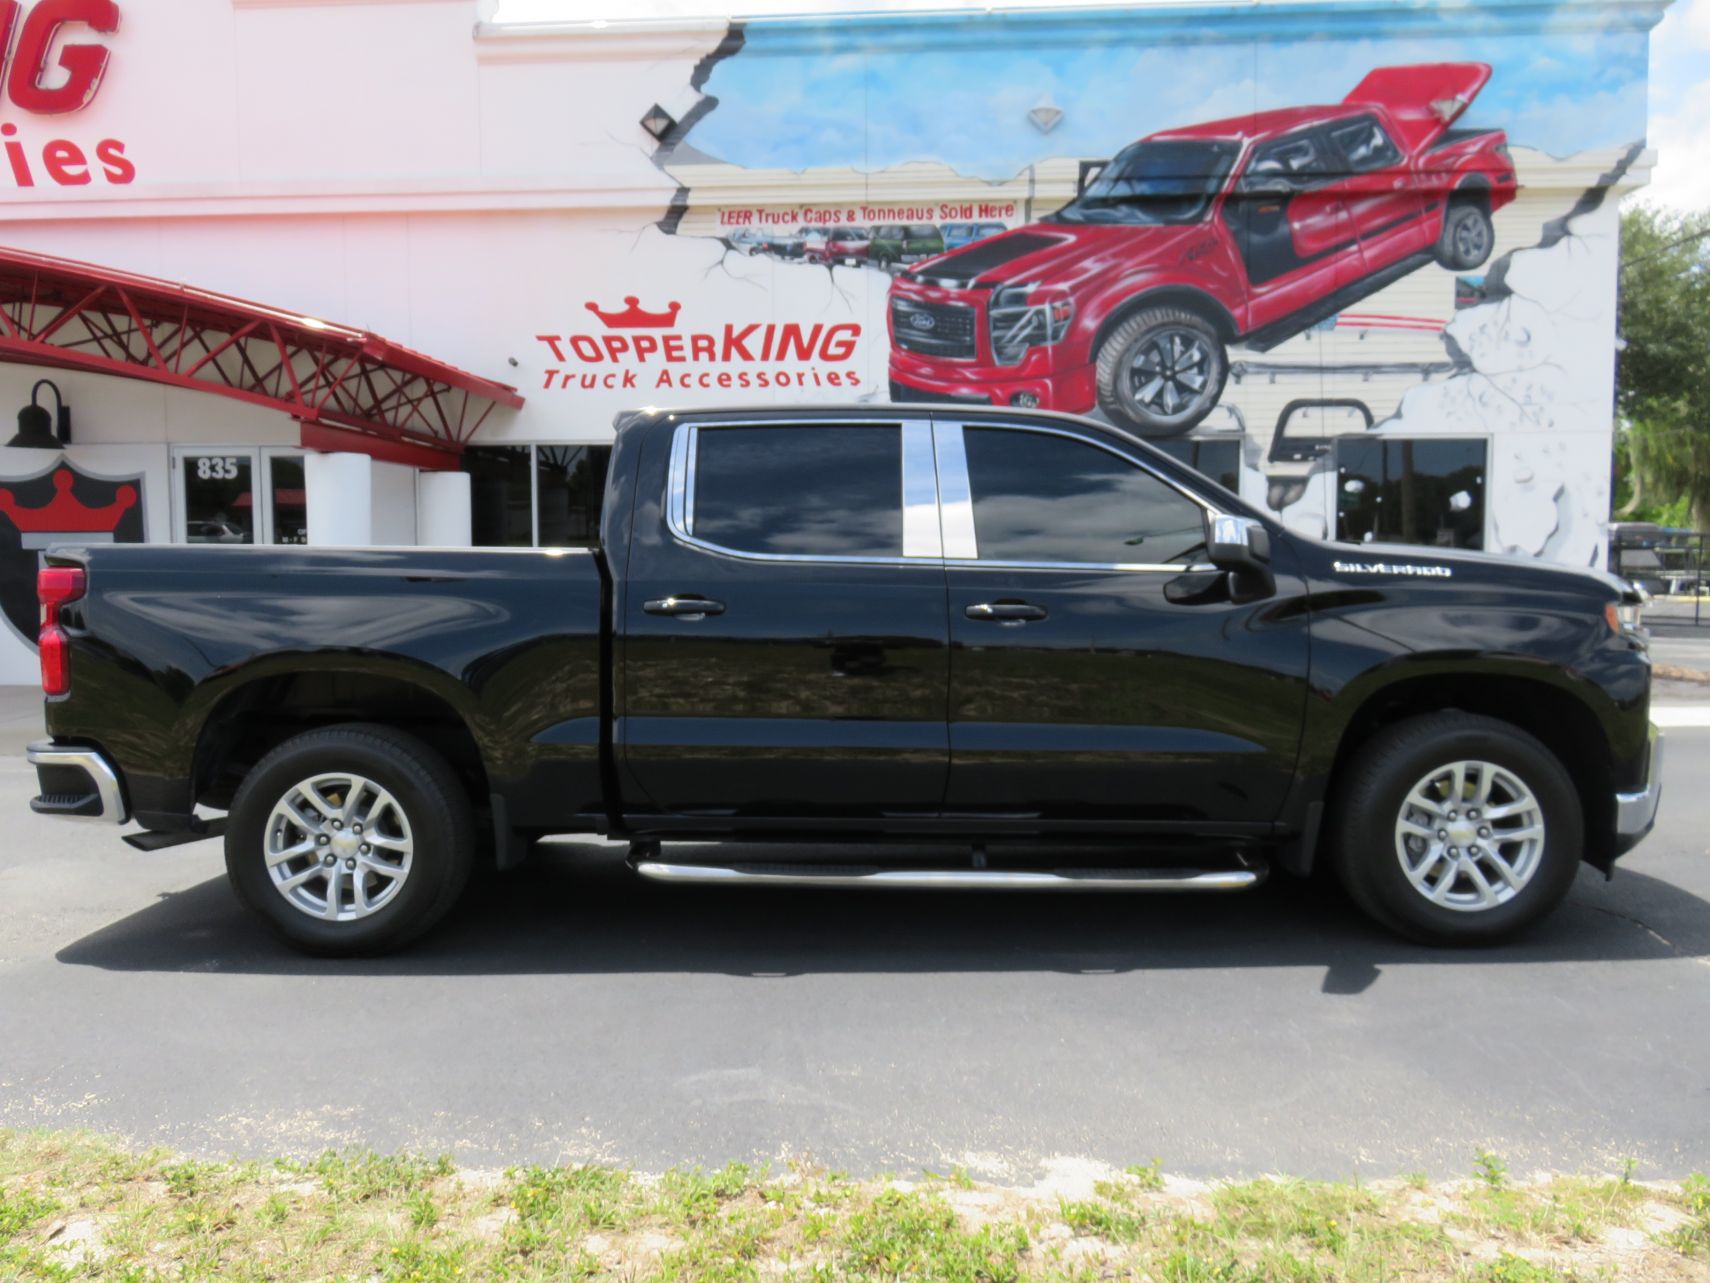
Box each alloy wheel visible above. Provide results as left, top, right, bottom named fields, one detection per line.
left=1453, top=212, right=1490, bottom=264
left=1393, top=759, right=1545, bottom=912
left=264, top=772, right=414, bottom=922
left=1124, top=328, right=1213, bottom=421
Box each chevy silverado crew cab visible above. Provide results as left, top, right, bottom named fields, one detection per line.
left=28, top=406, right=1660, bottom=955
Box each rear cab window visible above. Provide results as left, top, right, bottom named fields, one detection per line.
left=689, top=424, right=904, bottom=558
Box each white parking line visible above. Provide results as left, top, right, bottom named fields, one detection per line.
left=1652, top=705, right=1710, bottom=728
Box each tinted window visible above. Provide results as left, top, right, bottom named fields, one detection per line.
left=1335, top=436, right=1486, bottom=549
left=465, top=446, right=535, bottom=547
left=537, top=446, right=610, bottom=546
left=1052, top=140, right=1239, bottom=225
left=963, top=428, right=1206, bottom=565
left=1328, top=117, right=1401, bottom=172
left=693, top=425, right=902, bottom=557
left=1242, top=132, right=1333, bottom=189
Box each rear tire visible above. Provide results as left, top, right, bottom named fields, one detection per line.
left=1435, top=200, right=1495, bottom=271
left=225, top=723, right=476, bottom=956
left=1329, top=712, right=1581, bottom=945
left=1094, top=306, right=1227, bottom=437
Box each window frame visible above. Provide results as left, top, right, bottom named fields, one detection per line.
left=665, top=418, right=1219, bottom=573
left=667, top=419, right=942, bottom=566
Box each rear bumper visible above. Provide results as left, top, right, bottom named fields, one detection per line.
left=26, top=741, right=129, bottom=824
left=1613, top=722, right=1663, bottom=855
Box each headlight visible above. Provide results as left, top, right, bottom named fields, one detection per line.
left=989, top=283, right=1073, bottom=366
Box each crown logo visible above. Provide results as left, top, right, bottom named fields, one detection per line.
left=0, top=468, right=138, bottom=535
left=585, top=296, right=681, bottom=329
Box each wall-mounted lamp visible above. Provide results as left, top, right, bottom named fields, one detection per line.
left=7, top=380, right=70, bottom=450
left=640, top=103, right=676, bottom=141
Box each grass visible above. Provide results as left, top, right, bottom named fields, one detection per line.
left=1, top=1132, right=1707, bottom=1281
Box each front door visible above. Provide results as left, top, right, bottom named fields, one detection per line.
left=171, top=447, right=307, bottom=545
left=937, top=418, right=1311, bottom=824
left=620, top=418, right=951, bottom=819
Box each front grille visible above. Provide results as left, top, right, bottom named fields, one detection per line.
left=891, top=297, right=978, bottom=359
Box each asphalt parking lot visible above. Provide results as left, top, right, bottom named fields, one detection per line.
left=2, top=686, right=1707, bottom=1183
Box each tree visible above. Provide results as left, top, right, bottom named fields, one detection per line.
left=1618, top=203, right=1710, bottom=529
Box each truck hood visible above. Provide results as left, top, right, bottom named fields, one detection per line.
left=903, top=221, right=1206, bottom=289
left=1324, top=541, right=1627, bottom=602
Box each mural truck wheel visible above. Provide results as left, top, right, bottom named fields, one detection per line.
left=1095, top=307, right=1227, bottom=437
left=1436, top=201, right=1495, bottom=271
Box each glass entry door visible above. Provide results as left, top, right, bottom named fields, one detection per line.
left=172, top=448, right=308, bottom=545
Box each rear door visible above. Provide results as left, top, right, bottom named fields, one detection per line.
left=619, top=417, right=951, bottom=819
left=1324, top=114, right=1434, bottom=270
left=936, top=417, right=1311, bottom=825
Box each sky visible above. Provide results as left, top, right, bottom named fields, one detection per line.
left=492, top=0, right=1705, bottom=210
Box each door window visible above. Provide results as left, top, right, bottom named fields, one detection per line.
left=961, top=427, right=1206, bottom=566
left=1335, top=436, right=1486, bottom=549
left=181, top=452, right=255, bottom=544
left=1327, top=117, right=1402, bottom=172
left=1240, top=132, right=1333, bottom=190
left=691, top=425, right=903, bottom=558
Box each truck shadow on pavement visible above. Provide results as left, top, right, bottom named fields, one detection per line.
left=54, top=842, right=1710, bottom=994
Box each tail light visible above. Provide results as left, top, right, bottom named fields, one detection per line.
left=37, top=566, right=86, bottom=697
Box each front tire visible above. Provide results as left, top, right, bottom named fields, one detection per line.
left=1435, top=200, right=1495, bottom=271
left=1329, top=712, right=1582, bottom=945
left=1094, top=306, right=1228, bottom=437
left=225, top=724, right=476, bottom=956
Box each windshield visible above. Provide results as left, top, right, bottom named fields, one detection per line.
left=1051, top=140, right=1238, bottom=226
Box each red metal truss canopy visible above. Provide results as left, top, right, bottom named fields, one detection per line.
left=0, top=246, right=524, bottom=468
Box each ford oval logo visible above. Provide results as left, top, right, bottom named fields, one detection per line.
left=909, top=311, right=937, bottom=332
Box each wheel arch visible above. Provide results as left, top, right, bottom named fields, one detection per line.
left=1448, top=173, right=1493, bottom=214
left=1314, top=669, right=1615, bottom=872
left=189, top=663, right=491, bottom=817
left=1090, top=286, right=1240, bottom=355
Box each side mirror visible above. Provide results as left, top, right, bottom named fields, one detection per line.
left=1206, top=513, right=1275, bottom=601
left=1240, top=178, right=1295, bottom=201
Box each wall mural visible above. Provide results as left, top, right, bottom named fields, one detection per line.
left=574, top=0, right=1655, bottom=567
left=0, top=461, right=143, bottom=649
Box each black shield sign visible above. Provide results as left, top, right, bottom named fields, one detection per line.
left=0, top=461, right=145, bottom=648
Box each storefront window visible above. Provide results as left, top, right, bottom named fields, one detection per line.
left=466, top=444, right=611, bottom=548
left=536, top=446, right=610, bottom=546
left=465, top=446, right=535, bottom=547
left=1335, top=437, right=1487, bottom=549
left=181, top=453, right=256, bottom=544
left=268, top=455, right=309, bottom=545
left=1150, top=438, right=1240, bottom=494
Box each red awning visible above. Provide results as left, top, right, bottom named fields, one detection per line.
left=0, top=246, right=524, bottom=469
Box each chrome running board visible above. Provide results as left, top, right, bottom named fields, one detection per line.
left=631, top=860, right=1266, bottom=893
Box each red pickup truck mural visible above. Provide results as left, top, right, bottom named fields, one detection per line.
left=886, top=63, right=1518, bottom=435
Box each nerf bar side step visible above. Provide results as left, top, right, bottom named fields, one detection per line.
left=630, top=859, right=1266, bottom=892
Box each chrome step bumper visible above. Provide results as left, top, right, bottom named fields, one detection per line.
left=632, top=859, right=1266, bottom=892
left=26, top=742, right=129, bottom=824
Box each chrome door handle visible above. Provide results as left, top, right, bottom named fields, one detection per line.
left=965, top=602, right=1047, bottom=623
left=644, top=596, right=725, bottom=620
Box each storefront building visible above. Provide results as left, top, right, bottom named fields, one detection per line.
left=0, top=0, right=1667, bottom=682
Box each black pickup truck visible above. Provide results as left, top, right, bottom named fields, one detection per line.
left=28, top=406, right=1661, bottom=954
